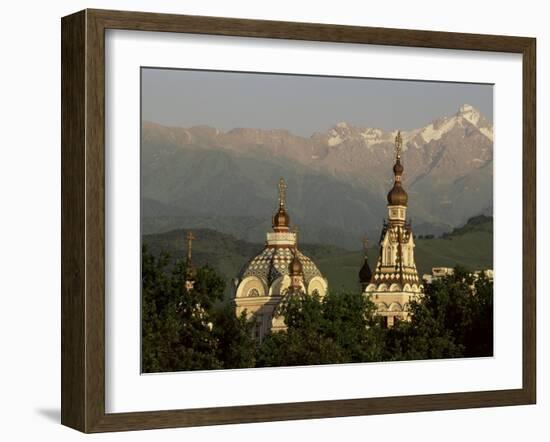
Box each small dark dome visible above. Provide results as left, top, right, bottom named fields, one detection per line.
left=387, top=182, right=408, bottom=206
left=393, top=160, right=404, bottom=176
left=289, top=253, right=303, bottom=276
left=359, top=258, right=372, bottom=284
left=273, top=207, right=290, bottom=229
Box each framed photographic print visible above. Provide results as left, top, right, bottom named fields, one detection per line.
left=61, top=9, right=536, bottom=433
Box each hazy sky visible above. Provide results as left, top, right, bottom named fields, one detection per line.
left=142, top=68, right=493, bottom=137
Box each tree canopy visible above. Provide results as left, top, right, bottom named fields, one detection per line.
left=383, top=266, right=493, bottom=361
left=142, top=245, right=255, bottom=372
left=142, top=246, right=493, bottom=373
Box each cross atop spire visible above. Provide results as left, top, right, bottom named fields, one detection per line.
left=288, top=225, right=303, bottom=284
left=278, top=177, right=287, bottom=209
left=186, top=231, right=195, bottom=265
left=184, top=231, right=197, bottom=291
left=395, top=131, right=403, bottom=161
left=293, top=226, right=299, bottom=253
left=273, top=178, right=290, bottom=231
left=362, top=234, right=369, bottom=254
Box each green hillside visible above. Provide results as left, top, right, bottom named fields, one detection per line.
left=319, top=215, right=493, bottom=292
left=143, top=215, right=493, bottom=298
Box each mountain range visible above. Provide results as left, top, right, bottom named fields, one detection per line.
left=142, top=104, right=493, bottom=249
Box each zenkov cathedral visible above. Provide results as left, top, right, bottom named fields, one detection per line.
left=233, top=178, right=328, bottom=341
left=360, top=131, right=423, bottom=327
left=233, top=131, right=423, bottom=337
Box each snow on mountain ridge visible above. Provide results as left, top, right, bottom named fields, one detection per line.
left=458, top=104, right=481, bottom=126
left=324, top=104, right=492, bottom=148
left=328, top=134, right=343, bottom=146
left=420, top=117, right=456, bottom=143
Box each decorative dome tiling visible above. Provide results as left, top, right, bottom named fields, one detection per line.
left=239, top=247, right=323, bottom=286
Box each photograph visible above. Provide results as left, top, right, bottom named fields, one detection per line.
left=0, top=0, right=541, bottom=439
left=140, top=68, right=494, bottom=373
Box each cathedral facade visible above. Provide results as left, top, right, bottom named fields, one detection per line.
left=233, top=178, right=328, bottom=341
left=361, top=132, right=424, bottom=326
left=233, top=133, right=423, bottom=334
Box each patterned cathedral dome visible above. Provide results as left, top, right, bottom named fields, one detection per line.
left=238, top=247, right=322, bottom=286
left=234, top=177, right=328, bottom=341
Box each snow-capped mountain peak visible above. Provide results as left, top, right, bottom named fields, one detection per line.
left=418, top=104, right=493, bottom=143
left=457, top=104, right=482, bottom=126
left=323, top=104, right=492, bottom=148
left=420, top=117, right=457, bottom=143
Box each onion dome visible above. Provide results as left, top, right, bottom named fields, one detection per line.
left=359, top=257, right=372, bottom=285
left=272, top=177, right=290, bottom=231
left=393, top=160, right=404, bottom=176
left=238, top=178, right=324, bottom=288
left=387, top=131, right=408, bottom=206
left=273, top=207, right=290, bottom=230
left=359, top=235, right=372, bottom=286
left=289, top=252, right=303, bottom=276
left=387, top=179, right=408, bottom=206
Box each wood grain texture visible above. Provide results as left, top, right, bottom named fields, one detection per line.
left=85, top=9, right=107, bottom=433
left=89, top=8, right=532, bottom=52
left=61, top=10, right=86, bottom=431
left=60, top=8, right=537, bottom=433
left=522, top=38, right=536, bottom=403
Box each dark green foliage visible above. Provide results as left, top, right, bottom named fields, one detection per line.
left=256, top=292, right=386, bottom=367
left=383, top=266, right=493, bottom=361
left=211, top=305, right=256, bottom=369
left=257, top=293, right=347, bottom=367
left=321, top=292, right=384, bottom=362
left=142, top=248, right=173, bottom=373
left=141, top=245, right=253, bottom=372
left=459, top=270, right=494, bottom=357
left=142, top=243, right=493, bottom=372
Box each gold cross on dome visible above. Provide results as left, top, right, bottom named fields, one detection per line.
left=292, top=226, right=299, bottom=251
left=363, top=234, right=369, bottom=252
left=395, top=130, right=402, bottom=160
left=186, top=231, right=195, bottom=263
left=278, top=177, right=287, bottom=208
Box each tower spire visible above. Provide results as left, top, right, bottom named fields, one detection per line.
left=387, top=130, right=408, bottom=208
left=185, top=231, right=197, bottom=290
left=359, top=233, right=372, bottom=289
left=288, top=226, right=304, bottom=293
left=278, top=177, right=287, bottom=209
left=272, top=177, right=290, bottom=231
left=363, top=131, right=423, bottom=327
left=186, top=231, right=194, bottom=266
left=395, top=130, right=402, bottom=162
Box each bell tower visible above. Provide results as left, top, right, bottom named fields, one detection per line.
left=364, top=131, right=423, bottom=327
left=185, top=231, right=197, bottom=291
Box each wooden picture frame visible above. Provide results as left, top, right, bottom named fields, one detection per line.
left=61, top=8, right=536, bottom=433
